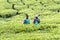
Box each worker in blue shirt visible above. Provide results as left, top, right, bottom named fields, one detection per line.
left=24, top=14, right=30, bottom=24
left=33, top=14, right=40, bottom=25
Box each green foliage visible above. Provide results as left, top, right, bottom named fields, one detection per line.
left=53, top=0, right=60, bottom=4
left=0, top=2, right=12, bottom=9
left=0, top=9, right=17, bottom=18
left=22, top=0, right=36, bottom=5
left=14, top=5, right=27, bottom=10
left=46, top=4, right=60, bottom=11
left=0, top=0, right=7, bottom=2
left=0, top=0, right=60, bottom=40
left=8, top=0, right=24, bottom=4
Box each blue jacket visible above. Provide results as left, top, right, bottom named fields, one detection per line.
left=24, top=19, right=30, bottom=24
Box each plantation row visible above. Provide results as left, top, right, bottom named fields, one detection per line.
left=0, top=9, right=59, bottom=18
left=0, top=33, right=60, bottom=40
left=0, top=0, right=60, bottom=11
left=0, top=0, right=60, bottom=40
left=0, top=0, right=60, bottom=19
left=0, top=26, right=60, bottom=40
left=0, top=2, right=60, bottom=11
left=0, top=23, right=59, bottom=34
left=0, top=2, right=60, bottom=19
left=0, top=0, right=60, bottom=4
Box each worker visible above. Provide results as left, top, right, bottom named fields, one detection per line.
left=24, top=14, right=30, bottom=24
left=33, top=14, right=40, bottom=25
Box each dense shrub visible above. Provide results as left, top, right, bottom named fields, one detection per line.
left=0, top=0, right=60, bottom=40
left=0, top=2, right=12, bottom=9
left=8, top=0, right=22, bottom=4
left=0, top=0, right=7, bottom=2
left=22, top=0, right=36, bottom=5
left=14, top=5, right=27, bottom=10
left=53, top=0, right=60, bottom=4
left=0, top=9, right=17, bottom=18
left=0, top=23, right=58, bottom=34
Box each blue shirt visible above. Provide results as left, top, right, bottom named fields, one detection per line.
left=34, top=19, right=40, bottom=25
left=24, top=19, right=30, bottom=24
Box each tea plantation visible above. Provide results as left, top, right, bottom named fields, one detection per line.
left=0, top=0, right=60, bottom=40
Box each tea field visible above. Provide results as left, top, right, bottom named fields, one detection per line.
left=0, top=0, right=60, bottom=40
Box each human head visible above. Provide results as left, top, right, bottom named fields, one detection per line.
left=25, top=14, right=29, bottom=19
left=35, top=17, right=38, bottom=19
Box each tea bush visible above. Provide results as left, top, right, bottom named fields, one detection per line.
left=0, top=2, right=12, bottom=9
left=0, top=0, right=60, bottom=40
left=0, top=9, right=17, bottom=18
